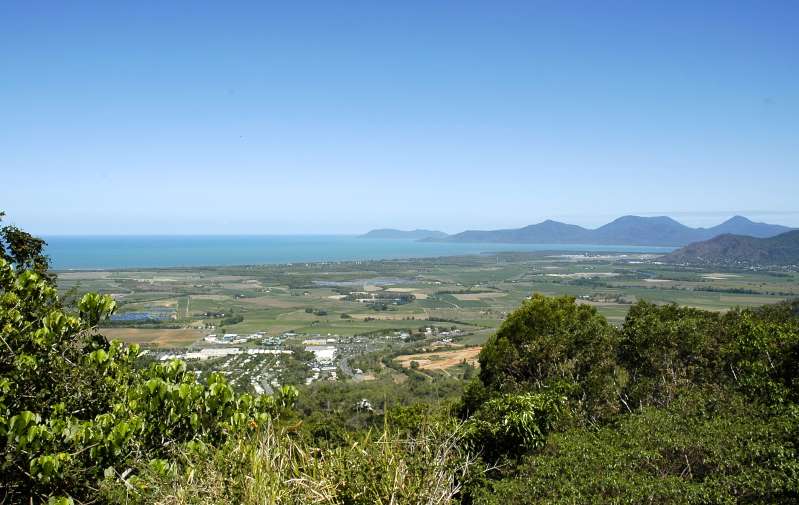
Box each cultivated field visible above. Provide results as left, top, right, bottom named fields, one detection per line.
left=56, top=252, right=799, bottom=350
left=101, top=328, right=203, bottom=347
left=395, top=347, right=481, bottom=370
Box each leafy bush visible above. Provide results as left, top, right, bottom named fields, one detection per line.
left=471, top=390, right=799, bottom=504
left=464, top=392, right=565, bottom=459
left=619, top=301, right=799, bottom=408
left=473, top=294, right=620, bottom=422
left=458, top=293, right=799, bottom=502
left=0, top=252, right=294, bottom=502
left=220, top=313, right=244, bottom=326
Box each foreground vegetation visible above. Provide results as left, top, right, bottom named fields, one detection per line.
left=2, top=216, right=798, bottom=503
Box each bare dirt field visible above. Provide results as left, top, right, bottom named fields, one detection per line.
left=395, top=346, right=481, bottom=370
left=351, top=314, right=416, bottom=321
left=192, top=294, right=229, bottom=300
left=546, top=272, right=619, bottom=279
left=352, top=373, right=377, bottom=382
left=703, top=273, right=742, bottom=280
left=453, top=292, right=507, bottom=301
left=102, top=328, right=203, bottom=347
left=392, top=372, right=408, bottom=384
left=221, top=281, right=264, bottom=290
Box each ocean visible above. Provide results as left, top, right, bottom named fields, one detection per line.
left=42, top=235, right=675, bottom=270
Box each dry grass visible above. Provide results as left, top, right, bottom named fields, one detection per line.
left=109, top=423, right=478, bottom=505
left=396, top=347, right=481, bottom=371
left=350, top=313, right=417, bottom=321
left=191, top=294, right=229, bottom=300
left=702, top=273, right=741, bottom=280
left=452, top=292, right=507, bottom=301
left=103, top=328, right=203, bottom=347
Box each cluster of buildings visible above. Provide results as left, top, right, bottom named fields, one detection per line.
left=302, top=337, right=339, bottom=384
left=153, top=325, right=464, bottom=391
left=159, top=347, right=293, bottom=362
left=204, top=332, right=268, bottom=345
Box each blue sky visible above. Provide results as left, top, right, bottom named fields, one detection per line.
left=1, top=1, right=798, bottom=234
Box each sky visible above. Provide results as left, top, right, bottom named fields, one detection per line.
left=1, top=1, right=798, bottom=234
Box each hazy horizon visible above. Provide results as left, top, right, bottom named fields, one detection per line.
left=2, top=1, right=798, bottom=234
left=21, top=211, right=799, bottom=237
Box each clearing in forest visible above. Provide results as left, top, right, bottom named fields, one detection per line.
left=395, top=347, right=481, bottom=370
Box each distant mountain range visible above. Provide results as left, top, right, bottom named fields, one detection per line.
left=424, top=216, right=793, bottom=247
left=661, top=230, right=799, bottom=266
left=359, top=228, right=449, bottom=240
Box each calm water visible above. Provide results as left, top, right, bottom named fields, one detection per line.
left=43, top=235, right=675, bottom=270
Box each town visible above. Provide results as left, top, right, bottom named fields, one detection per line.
left=143, top=326, right=464, bottom=394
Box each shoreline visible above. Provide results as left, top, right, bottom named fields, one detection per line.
left=50, top=249, right=668, bottom=273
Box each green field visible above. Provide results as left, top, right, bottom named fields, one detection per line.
left=55, top=252, right=799, bottom=349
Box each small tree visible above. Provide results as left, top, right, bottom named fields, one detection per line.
left=0, top=211, right=53, bottom=281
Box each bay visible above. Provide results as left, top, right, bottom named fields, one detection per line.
left=43, top=235, right=675, bottom=270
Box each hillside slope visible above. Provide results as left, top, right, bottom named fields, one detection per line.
left=442, top=220, right=590, bottom=244
left=438, top=215, right=793, bottom=246
left=699, top=215, right=793, bottom=239
left=661, top=230, right=799, bottom=266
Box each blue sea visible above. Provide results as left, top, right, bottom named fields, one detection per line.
left=43, top=235, right=675, bottom=270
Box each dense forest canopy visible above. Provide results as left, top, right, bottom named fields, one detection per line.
left=1, top=216, right=798, bottom=504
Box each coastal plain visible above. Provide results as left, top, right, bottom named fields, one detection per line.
left=57, top=251, right=799, bottom=349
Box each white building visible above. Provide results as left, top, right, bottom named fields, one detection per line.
left=305, top=345, right=337, bottom=364
left=183, top=348, right=241, bottom=360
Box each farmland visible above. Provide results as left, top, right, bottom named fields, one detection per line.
left=56, top=251, right=799, bottom=391
left=56, top=251, right=799, bottom=341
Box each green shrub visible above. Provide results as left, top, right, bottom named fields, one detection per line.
left=619, top=301, right=799, bottom=407
left=0, top=252, right=294, bottom=502
left=472, top=294, right=620, bottom=422
left=464, top=392, right=565, bottom=459
left=471, top=390, right=799, bottom=504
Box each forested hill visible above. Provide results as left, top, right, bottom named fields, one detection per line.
left=431, top=215, right=793, bottom=246
left=661, top=229, right=799, bottom=266
left=359, top=228, right=448, bottom=239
